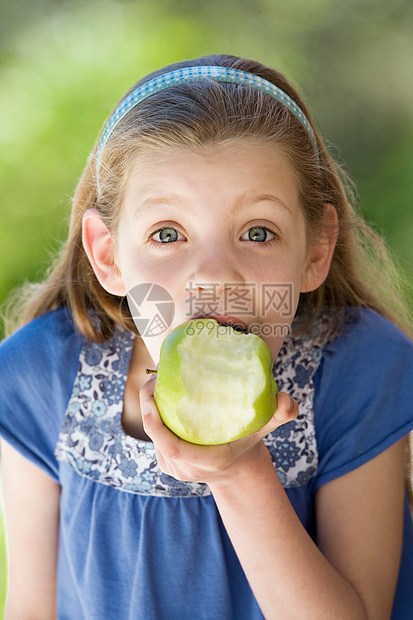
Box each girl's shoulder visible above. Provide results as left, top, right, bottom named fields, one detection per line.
left=312, top=307, right=413, bottom=490
left=0, top=306, right=82, bottom=363
left=0, top=308, right=85, bottom=481
left=325, top=307, right=413, bottom=357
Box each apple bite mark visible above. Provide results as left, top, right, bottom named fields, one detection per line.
left=154, top=319, right=278, bottom=445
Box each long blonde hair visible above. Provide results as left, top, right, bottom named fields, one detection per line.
left=3, top=54, right=413, bottom=501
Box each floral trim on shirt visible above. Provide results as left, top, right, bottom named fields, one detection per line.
left=55, top=318, right=330, bottom=497
left=264, top=323, right=326, bottom=488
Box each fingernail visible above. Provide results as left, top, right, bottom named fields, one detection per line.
left=287, top=396, right=294, bottom=412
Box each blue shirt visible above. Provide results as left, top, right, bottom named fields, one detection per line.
left=1, top=307, right=412, bottom=619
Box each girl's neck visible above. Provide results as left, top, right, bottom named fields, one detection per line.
left=122, top=336, right=155, bottom=442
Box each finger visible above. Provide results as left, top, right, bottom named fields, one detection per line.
left=274, top=392, right=298, bottom=423
left=139, top=377, right=183, bottom=456
left=139, top=375, right=163, bottom=436
left=140, top=372, right=156, bottom=399
left=254, top=392, right=298, bottom=440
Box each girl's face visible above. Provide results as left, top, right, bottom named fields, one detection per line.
left=108, top=140, right=332, bottom=362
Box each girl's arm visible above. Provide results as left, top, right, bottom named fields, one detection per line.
left=1, top=439, right=60, bottom=620
left=140, top=377, right=405, bottom=620
left=209, top=437, right=405, bottom=620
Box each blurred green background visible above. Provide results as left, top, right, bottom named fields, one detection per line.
left=0, top=0, right=412, bottom=614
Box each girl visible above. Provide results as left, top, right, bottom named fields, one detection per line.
left=1, top=54, right=412, bottom=620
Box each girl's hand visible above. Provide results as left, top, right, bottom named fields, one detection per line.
left=139, top=374, right=298, bottom=486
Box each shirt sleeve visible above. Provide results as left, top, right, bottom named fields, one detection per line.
left=311, top=309, right=413, bottom=492
left=0, top=309, right=82, bottom=482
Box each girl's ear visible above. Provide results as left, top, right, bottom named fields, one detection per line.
left=82, top=208, right=126, bottom=296
left=300, top=204, right=338, bottom=293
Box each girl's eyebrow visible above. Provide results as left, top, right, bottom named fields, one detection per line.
left=230, top=192, right=293, bottom=216
left=137, top=195, right=192, bottom=213
left=135, top=192, right=292, bottom=216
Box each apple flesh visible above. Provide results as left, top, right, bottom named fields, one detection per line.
left=154, top=318, right=278, bottom=445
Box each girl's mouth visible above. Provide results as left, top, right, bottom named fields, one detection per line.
left=191, top=314, right=249, bottom=334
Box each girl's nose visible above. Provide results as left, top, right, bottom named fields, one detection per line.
left=188, top=245, right=244, bottom=293
left=183, top=244, right=254, bottom=322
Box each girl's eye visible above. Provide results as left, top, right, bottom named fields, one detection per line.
left=241, top=226, right=276, bottom=244
left=150, top=227, right=183, bottom=243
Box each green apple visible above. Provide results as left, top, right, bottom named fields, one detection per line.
left=153, top=318, right=278, bottom=445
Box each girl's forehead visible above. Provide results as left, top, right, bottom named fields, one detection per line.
left=127, top=139, right=297, bottom=181
left=123, top=140, right=301, bottom=215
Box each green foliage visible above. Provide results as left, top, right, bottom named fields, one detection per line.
left=1, top=0, right=412, bottom=340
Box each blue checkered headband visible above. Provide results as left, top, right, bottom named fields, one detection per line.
left=96, top=66, right=319, bottom=185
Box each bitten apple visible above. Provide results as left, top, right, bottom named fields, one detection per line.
left=153, top=318, right=278, bottom=445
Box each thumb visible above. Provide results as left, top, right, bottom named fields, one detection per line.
left=274, top=392, right=298, bottom=424
left=256, top=392, right=298, bottom=439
